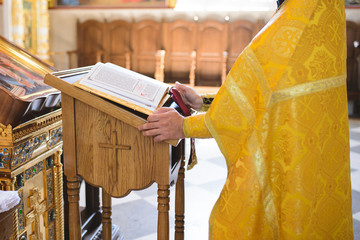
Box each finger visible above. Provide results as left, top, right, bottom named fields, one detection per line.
left=142, top=128, right=162, bottom=137
left=175, top=81, right=183, bottom=87
left=147, top=114, right=160, bottom=122
left=153, top=134, right=168, bottom=142
left=147, top=112, right=168, bottom=122
left=175, top=82, right=186, bottom=94
left=138, top=122, right=159, bottom=131
left=153, top=135, right=163, bottom=142
left=153, top=107, right=173, bottom=114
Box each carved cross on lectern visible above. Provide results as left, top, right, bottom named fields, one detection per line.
left=26, top=187, right=46, bottom=240
left=99, top=130, right=131, bottom=181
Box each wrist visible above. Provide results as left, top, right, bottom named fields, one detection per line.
left=179, top=116, right=185, bottom=139
left=193, top=95, right=204, bottom=110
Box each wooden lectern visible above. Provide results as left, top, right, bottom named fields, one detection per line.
left=44, top=67, right=186, bottom=240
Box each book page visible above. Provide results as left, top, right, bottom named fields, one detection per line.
left=76, top=62, right=170, bottom=112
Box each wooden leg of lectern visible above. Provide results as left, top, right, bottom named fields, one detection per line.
left=102, top=190, right=112, bottom=240
left=67, top=176, right=82, bottom=240
left=175, top=158, right=185, bottom=240
left=158, top=184, right=170, bottom=240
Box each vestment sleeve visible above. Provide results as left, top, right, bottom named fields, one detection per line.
left=183, top=113, right=212, bottom=138
left=199, top=93, right=216, bottom=112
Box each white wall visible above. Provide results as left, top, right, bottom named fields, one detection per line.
left=49, top=8, right=360, bottom=69
left=0, top=5, right=4, bottom=36
left=346, top=9, right=360, bottom=22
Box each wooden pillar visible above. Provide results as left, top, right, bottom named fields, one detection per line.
left=67, top=176, right=81, bottom=240
left=54, top=150, right=65, bottom=240
left=175, top=158, right=185, bottom=240
left=102, top=191, right=112, bottom=240
left=158, top=184, right=170, bottom=240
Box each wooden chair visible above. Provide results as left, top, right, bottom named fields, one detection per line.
left=76, top=19, right=106, bottom=67
left=163, top=19, right=197, bottom=86
left=195, top=19, right=228, bottom=86
left=227, top=20, right=258, bottom=72
left=104, top=19, right=132, bottom=70
left=131, top=19, right=164, bottom=79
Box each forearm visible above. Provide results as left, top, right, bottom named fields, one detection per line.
left=183, top=113, right=212, bottom=138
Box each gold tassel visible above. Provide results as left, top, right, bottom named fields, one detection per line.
left=187, top=138, right=197, bottom=170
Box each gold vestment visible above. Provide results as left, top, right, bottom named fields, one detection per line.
left=183, top=0, right=354, bottom=238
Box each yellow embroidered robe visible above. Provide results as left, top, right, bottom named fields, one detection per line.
left=183, top=0, right=354, bottom=239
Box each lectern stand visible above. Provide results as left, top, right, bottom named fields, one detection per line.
left=45, top=67, right=186, bottom=240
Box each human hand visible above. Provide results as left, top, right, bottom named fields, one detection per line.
left=138, top=107, right=185, bottom=142
left=175, top=82, right=203, bottom=111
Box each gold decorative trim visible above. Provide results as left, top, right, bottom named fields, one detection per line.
left=13, top=110, right=62, bottom=141
left=1, top=109, right=64, bottom=240
left=0, top=123, right=12, bottom=137
left=0, top=124, right=13, bottom=146
left=248, top=134, right=280, bottom=238
left=12, top=207, right=18, bottom=240
left=53, top=150, right=64, bottom=240
left=269, top=74, right=346, bottom=106
left=225, top=77, right=256, bottom=127
left=245, top=49, right=272, bottom=102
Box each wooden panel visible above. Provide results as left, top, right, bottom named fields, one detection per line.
left=131, top=20, right=163, bottom=78
left=77, top=20, right=105, bottom=67
left=105, top=20, right=132, bottom=69
left=74, top=18, right=272, bottom=88
left=227, top=20, right=256, bottom=71
left=196, top=20, right=228, bottom=86
left=163, top=20, right=197, bottom=84
left=74, top=100, right=170, bottom=197
left=61, top=93, right=77, bottom=177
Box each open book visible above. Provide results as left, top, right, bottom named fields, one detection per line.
left=73, top=62, right=171, bottom=115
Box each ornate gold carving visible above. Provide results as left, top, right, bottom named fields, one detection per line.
left=26, top=187, right=46, bottom=240
left=0, top=124, right=13, bottom=146
left=13, top=111, right=62, bottom=141
left=53, top=150, right=64, bottom=240
left=11, top=134, right=47, bottom=169
left=48, top=126, right=63, bottom=148
left=0, top=123, right=12, bottom=137
left=1, top=109, right=64, bottom=240
left=2, top=179, right=13, bottom=190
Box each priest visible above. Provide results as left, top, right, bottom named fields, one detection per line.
left=139, top=0, right=354, bottom=238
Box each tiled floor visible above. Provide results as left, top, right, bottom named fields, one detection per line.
left=80, top=118, right=360, bottom=240
left=349, top=118, right=360, bottom=240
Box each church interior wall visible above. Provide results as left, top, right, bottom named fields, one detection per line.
left=48, top=8, right=274, bottom=69
left=346, top=9, right=360, bottom=22
left=0, top=6, right=354, bottom=68
left=0, top=7, right=359, bottom=60
left=47, top=8, right=360, bottom=70
left=0, top=5, right=3, bottom=36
